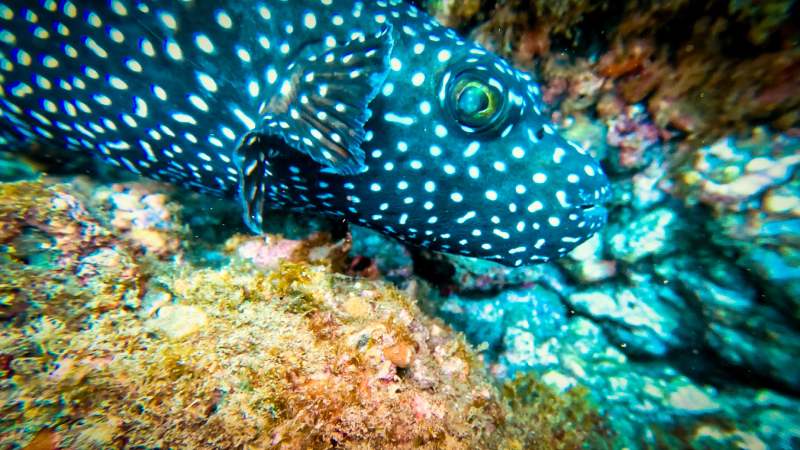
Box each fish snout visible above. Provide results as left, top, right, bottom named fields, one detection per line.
left=571, top=164, right=612, bottom=225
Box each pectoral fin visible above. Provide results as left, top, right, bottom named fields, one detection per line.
left=233, top=133, right=275, bottom=233
left=258, top=25, right=394, bottom=175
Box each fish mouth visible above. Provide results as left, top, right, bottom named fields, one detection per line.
left=577, top=203, right=608, bottom=220
left=574, top=177, right=612, bottom=222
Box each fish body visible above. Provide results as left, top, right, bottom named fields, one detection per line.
left=0, top=0, right=611, bottom=266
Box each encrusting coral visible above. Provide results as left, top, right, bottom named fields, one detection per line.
left=0, top=179, right=610, bottom=449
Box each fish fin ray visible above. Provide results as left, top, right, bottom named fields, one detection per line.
left=259, top=25, right=394, bottom=175
left=233, top=132, right=275, bottom=233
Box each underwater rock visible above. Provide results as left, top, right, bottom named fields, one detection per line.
left=666, top=385, right=721, bottom=414
left=413, top=251, right=574, bottom=297
left=0, top=151, right=40, bottom=182
left=228, top=232, right=351, bottom=273
left=629, top=161, right=670, bottom=210
left=1, top=178, right=497, bottom=447
left=606, top=207, right=681, bottom=263
left=604, top=104, right=661, bottom=173
left=679, top=133, right=800, bottom=211
left=559, top=234, right=617, bottom=284
left=0, top=180, right=143, bottom=319
left=660, top=255, right=800, bottom=391
left=348, top=226, right=414, bottom=284
left=707, top=308, right=800, bottom=392
left=458, top=0, right=800, bottom=138
left=87, top=182, right=186, bottom=258
left=560, top=113, right=610, bottom=163
left=429, top=281, right=800, bottom=449
left=537, top=57, right=607, bottom=113
left=427, top=286, right=568, bottom=367
left=674, top=129, right=800, bottom=318
left=426, top=0, right=485, bottom=28
left=147, top=304, right=209, bottom=340
left=1, top=177, right=614, bottom=449
left=234, top=235, right=305, bottom=269
left=566, top=280, right=695, bottom=358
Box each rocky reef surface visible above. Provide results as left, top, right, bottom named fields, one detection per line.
left=2, top=134, right=798, bottom=449
left=0, top=177, right=610, bottom=449
left=414, top=1, right=800, bottom=447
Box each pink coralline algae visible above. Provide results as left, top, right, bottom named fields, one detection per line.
left=235, top=235, right=307, bottom=269
left=604, top=104, right=661, bottom=171
left=229, top=232, right=352, bottom=272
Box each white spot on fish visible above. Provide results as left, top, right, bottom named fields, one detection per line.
left=215, top=10, right=233, bottom=29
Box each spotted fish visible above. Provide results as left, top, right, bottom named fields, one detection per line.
left=0, top=0, right=611, bottom=267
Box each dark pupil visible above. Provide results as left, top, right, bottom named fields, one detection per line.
left=457, top=86, right=489, bottom=116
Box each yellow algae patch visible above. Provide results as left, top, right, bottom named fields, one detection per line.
left=1, top=178, right=610, bottom=450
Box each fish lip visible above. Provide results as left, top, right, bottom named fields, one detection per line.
left=577, top=204, right=608, bottom=221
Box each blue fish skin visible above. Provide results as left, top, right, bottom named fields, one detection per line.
left=0, top=0, right=611, bottom=266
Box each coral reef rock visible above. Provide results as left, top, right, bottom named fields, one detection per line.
left=0, top=179, right=609, bottom=449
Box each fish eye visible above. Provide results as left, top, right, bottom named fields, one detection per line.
left=453, top=79, right=501, bottom=128
left=442, top=67, right=517, bottom=135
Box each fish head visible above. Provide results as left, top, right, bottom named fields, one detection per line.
left=383, top=44, right=612, bottom=266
